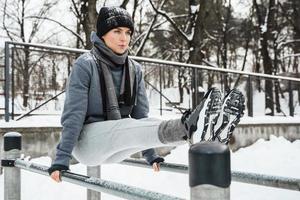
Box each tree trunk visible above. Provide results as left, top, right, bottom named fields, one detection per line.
left=254, top=0, right=276, bottom=115
left=292, top=0, right=300, bottom=72
left=51, top=60, right=57, bottom=91
left=178, top=68, right=184, bottom=103
left=22, top=47, right=30, bottom=108
left=82, top=0, right=97, bottom=49
left=189, top=0, right=211, bottom=107
left=274, top=81, right=281, bottom=113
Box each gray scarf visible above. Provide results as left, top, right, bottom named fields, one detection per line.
left=91, top=38, right=136, bottom=120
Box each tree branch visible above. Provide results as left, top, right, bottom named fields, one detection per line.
left=120, top=0, right=130, bottom=9
left=71, top=0, right=81, bottom=18
left=26, top=16, right=85, bottom=46
left=148, top=0, right=190, bottom=42
left=134, top=0, right=166, bottom=56
left=2, top=0, right=15, bottom=41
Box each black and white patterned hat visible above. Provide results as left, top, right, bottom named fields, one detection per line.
left=96, top=6, right=134, bottom=38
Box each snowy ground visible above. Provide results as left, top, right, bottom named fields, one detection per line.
left=1, top=136, right=300, bottom=200
left=1, top=88, right=300, bottom=199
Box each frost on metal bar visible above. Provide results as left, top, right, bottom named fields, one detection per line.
left=122, top=159, right=300, bottom=191
left=232, top=171, right=300, bottom=191
left=14, top=159, right=185, bottom=200
left=122, top=159, right=188, bottom=174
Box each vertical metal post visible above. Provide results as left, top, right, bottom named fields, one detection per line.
left=189, top=142, right=231, bottom=200
left=87, top=166, right=101, bottom=200
left=11, top=48, right=15, bottom=120
left=247, top=76, right=253, bottom=117
left=159, top=66, right=162, bottom=116
left=2, top=132, right=22, bottom=200
left=288, top=80, right=294, bottom=117
left=191, top=68, right=198, bottom=109
left=4, top=42, right=10, bottom=122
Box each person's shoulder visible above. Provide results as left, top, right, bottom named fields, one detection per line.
left=75, top=52, right=94, bottom=66
left=72, top=52, right=95, bottom=72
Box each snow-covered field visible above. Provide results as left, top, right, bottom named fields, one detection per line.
left=1, top=136, right=300, bottom=200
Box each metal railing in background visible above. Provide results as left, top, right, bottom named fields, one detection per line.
left=3, top=41, right=300, bottom=122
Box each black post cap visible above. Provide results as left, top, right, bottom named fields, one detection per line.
left=189, top=142, right=231, bottom=188
left=4, top=132, right=22, bottom=151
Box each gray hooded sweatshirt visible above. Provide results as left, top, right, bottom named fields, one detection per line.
left=52, top=32, right=160, bottom=167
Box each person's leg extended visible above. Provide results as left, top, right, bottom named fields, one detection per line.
left=72, top=88, right=224, bottom=166
left=72, top=87, right=244, bottom=166
left=72, top=117, right=187, bottom=166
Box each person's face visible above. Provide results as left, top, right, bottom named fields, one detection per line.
left=102, top=27, right=131, bottom=55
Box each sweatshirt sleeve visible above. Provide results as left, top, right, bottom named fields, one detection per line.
left=52, top=58, right=91, bottom=167
left=142, top=149, right=163, bottom=165
left=130, top=63, right=161, bottom=165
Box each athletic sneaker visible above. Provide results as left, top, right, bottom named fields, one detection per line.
left=211, top=88, right=245, bottom=144
left=181, top=87, right=222, bottom=144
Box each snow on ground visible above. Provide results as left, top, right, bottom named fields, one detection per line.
left=1, top=136, right=300, bottom=200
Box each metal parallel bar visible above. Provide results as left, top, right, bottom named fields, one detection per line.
left=14, top=159, right=184, bottom=200
left=122, top=159, right=188, bottom=174
left=5, top=41, right=300, bottom=83
left=121, top=159, right=300, bottom=191
left=232, top=171, right=300, bottom=191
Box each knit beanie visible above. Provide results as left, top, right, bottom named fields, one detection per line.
left=96, top=7, right=134, bottom=38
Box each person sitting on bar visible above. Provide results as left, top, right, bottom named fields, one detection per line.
left=48, top=6, right=245, bottom=182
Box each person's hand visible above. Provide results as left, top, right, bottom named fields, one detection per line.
left=50, top=170, right=62, bottom=182
left=48, top=164, right=69, bottom=183
left=150, top=157, right=164, bottom=172
left=152, top=162, right=161, bottom=172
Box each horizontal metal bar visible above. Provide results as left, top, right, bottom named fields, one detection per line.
left=131, top=56, right=300, bottom=82
left=6, top=41, right=300, bottom=83
left=6, top=41, right=87, bottom=54
left=122, top=159, right=188, bottom=174
left=12, top=46, right=79, bottom=56
left=122, top=159, right=300, bottom=191
left=14, top=159, right=185, bottom=200
left=232, top=171, right=300, bottom=191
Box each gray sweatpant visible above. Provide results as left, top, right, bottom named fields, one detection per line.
left=72, top=118, right=186, bottom=166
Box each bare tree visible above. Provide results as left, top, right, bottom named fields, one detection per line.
left=253, top=0, right=276, bottom=115
left=70, top=0, right=97, bottom=49
left=1, top=0, right=58, bottom=108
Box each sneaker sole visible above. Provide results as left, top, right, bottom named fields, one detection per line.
left=189, top=88, right=222, bottom=143
left=212, top=88, right=245, bottom=144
